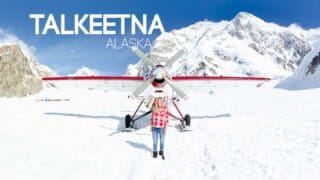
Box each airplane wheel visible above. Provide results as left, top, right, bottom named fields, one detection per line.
left=125, top=114, right=132, bottom=128
left=184, top=114, right=191, bottom=126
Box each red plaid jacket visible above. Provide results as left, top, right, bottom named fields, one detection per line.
left=151, top=105, right=169, bottom=128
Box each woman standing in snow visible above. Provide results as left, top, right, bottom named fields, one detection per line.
left=150, top=97, right=169, bottom=160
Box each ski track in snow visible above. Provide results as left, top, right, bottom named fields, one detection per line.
left=0, top=83, right=320, bottom=180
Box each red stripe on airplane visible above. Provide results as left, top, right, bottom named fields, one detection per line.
left=42, top=76, right=144, bottom=81
left=42, top=76, right=271, bottom=81
left=172, top=76, right=271, bottom=81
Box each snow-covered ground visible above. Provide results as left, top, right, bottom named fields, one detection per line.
left=0, top=81, right=319, bottom=180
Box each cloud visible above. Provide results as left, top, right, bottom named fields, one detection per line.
left=68, top=66, right=101, bottom=76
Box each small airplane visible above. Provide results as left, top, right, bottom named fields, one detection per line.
left=42, top=49, right=271, bottom=132
left=42, top=30, right=271, bottom=131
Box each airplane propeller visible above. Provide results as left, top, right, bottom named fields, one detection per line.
left=131, top=46, right=187, bottom=99
left=165, top=49, right=186, bottom=68
left=164, top=77, right=188, bottom=100
left=131, top=46, right=156, bottom=69
left=132, top=76, right=155, bottom=98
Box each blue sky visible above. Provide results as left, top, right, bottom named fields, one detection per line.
left=0, top=0, right=319, bottom=75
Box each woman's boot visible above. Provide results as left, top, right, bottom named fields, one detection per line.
left=159, top=151, right=165, bottom=160
left=153, top=151, right=158, bottom=158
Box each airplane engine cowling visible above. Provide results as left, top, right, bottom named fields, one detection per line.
left=152, top=78, right=166, bottom=88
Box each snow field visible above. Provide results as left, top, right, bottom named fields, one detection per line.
left=0, top=83, right=319, bottom=180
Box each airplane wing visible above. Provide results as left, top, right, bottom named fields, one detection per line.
left=43, top=75, right=271, bottom=95
left=42, top=75, right=270, bottom=82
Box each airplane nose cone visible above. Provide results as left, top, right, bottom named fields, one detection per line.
left=155, top=71, right=164, bottom=80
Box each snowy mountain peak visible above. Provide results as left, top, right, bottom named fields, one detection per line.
left=232, top=12, right=265, bottom=26
left=127, top=13, right=320, bottom=78
left=234, top=12, right=255, bottom=18
left=226, top=12, right=285, bottom=40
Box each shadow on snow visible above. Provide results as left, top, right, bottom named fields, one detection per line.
left=44, top=112, right=123, bottom=120
left=126, top=140, right=152, bottom=153
left=191, top=113, right=232, bottom=119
